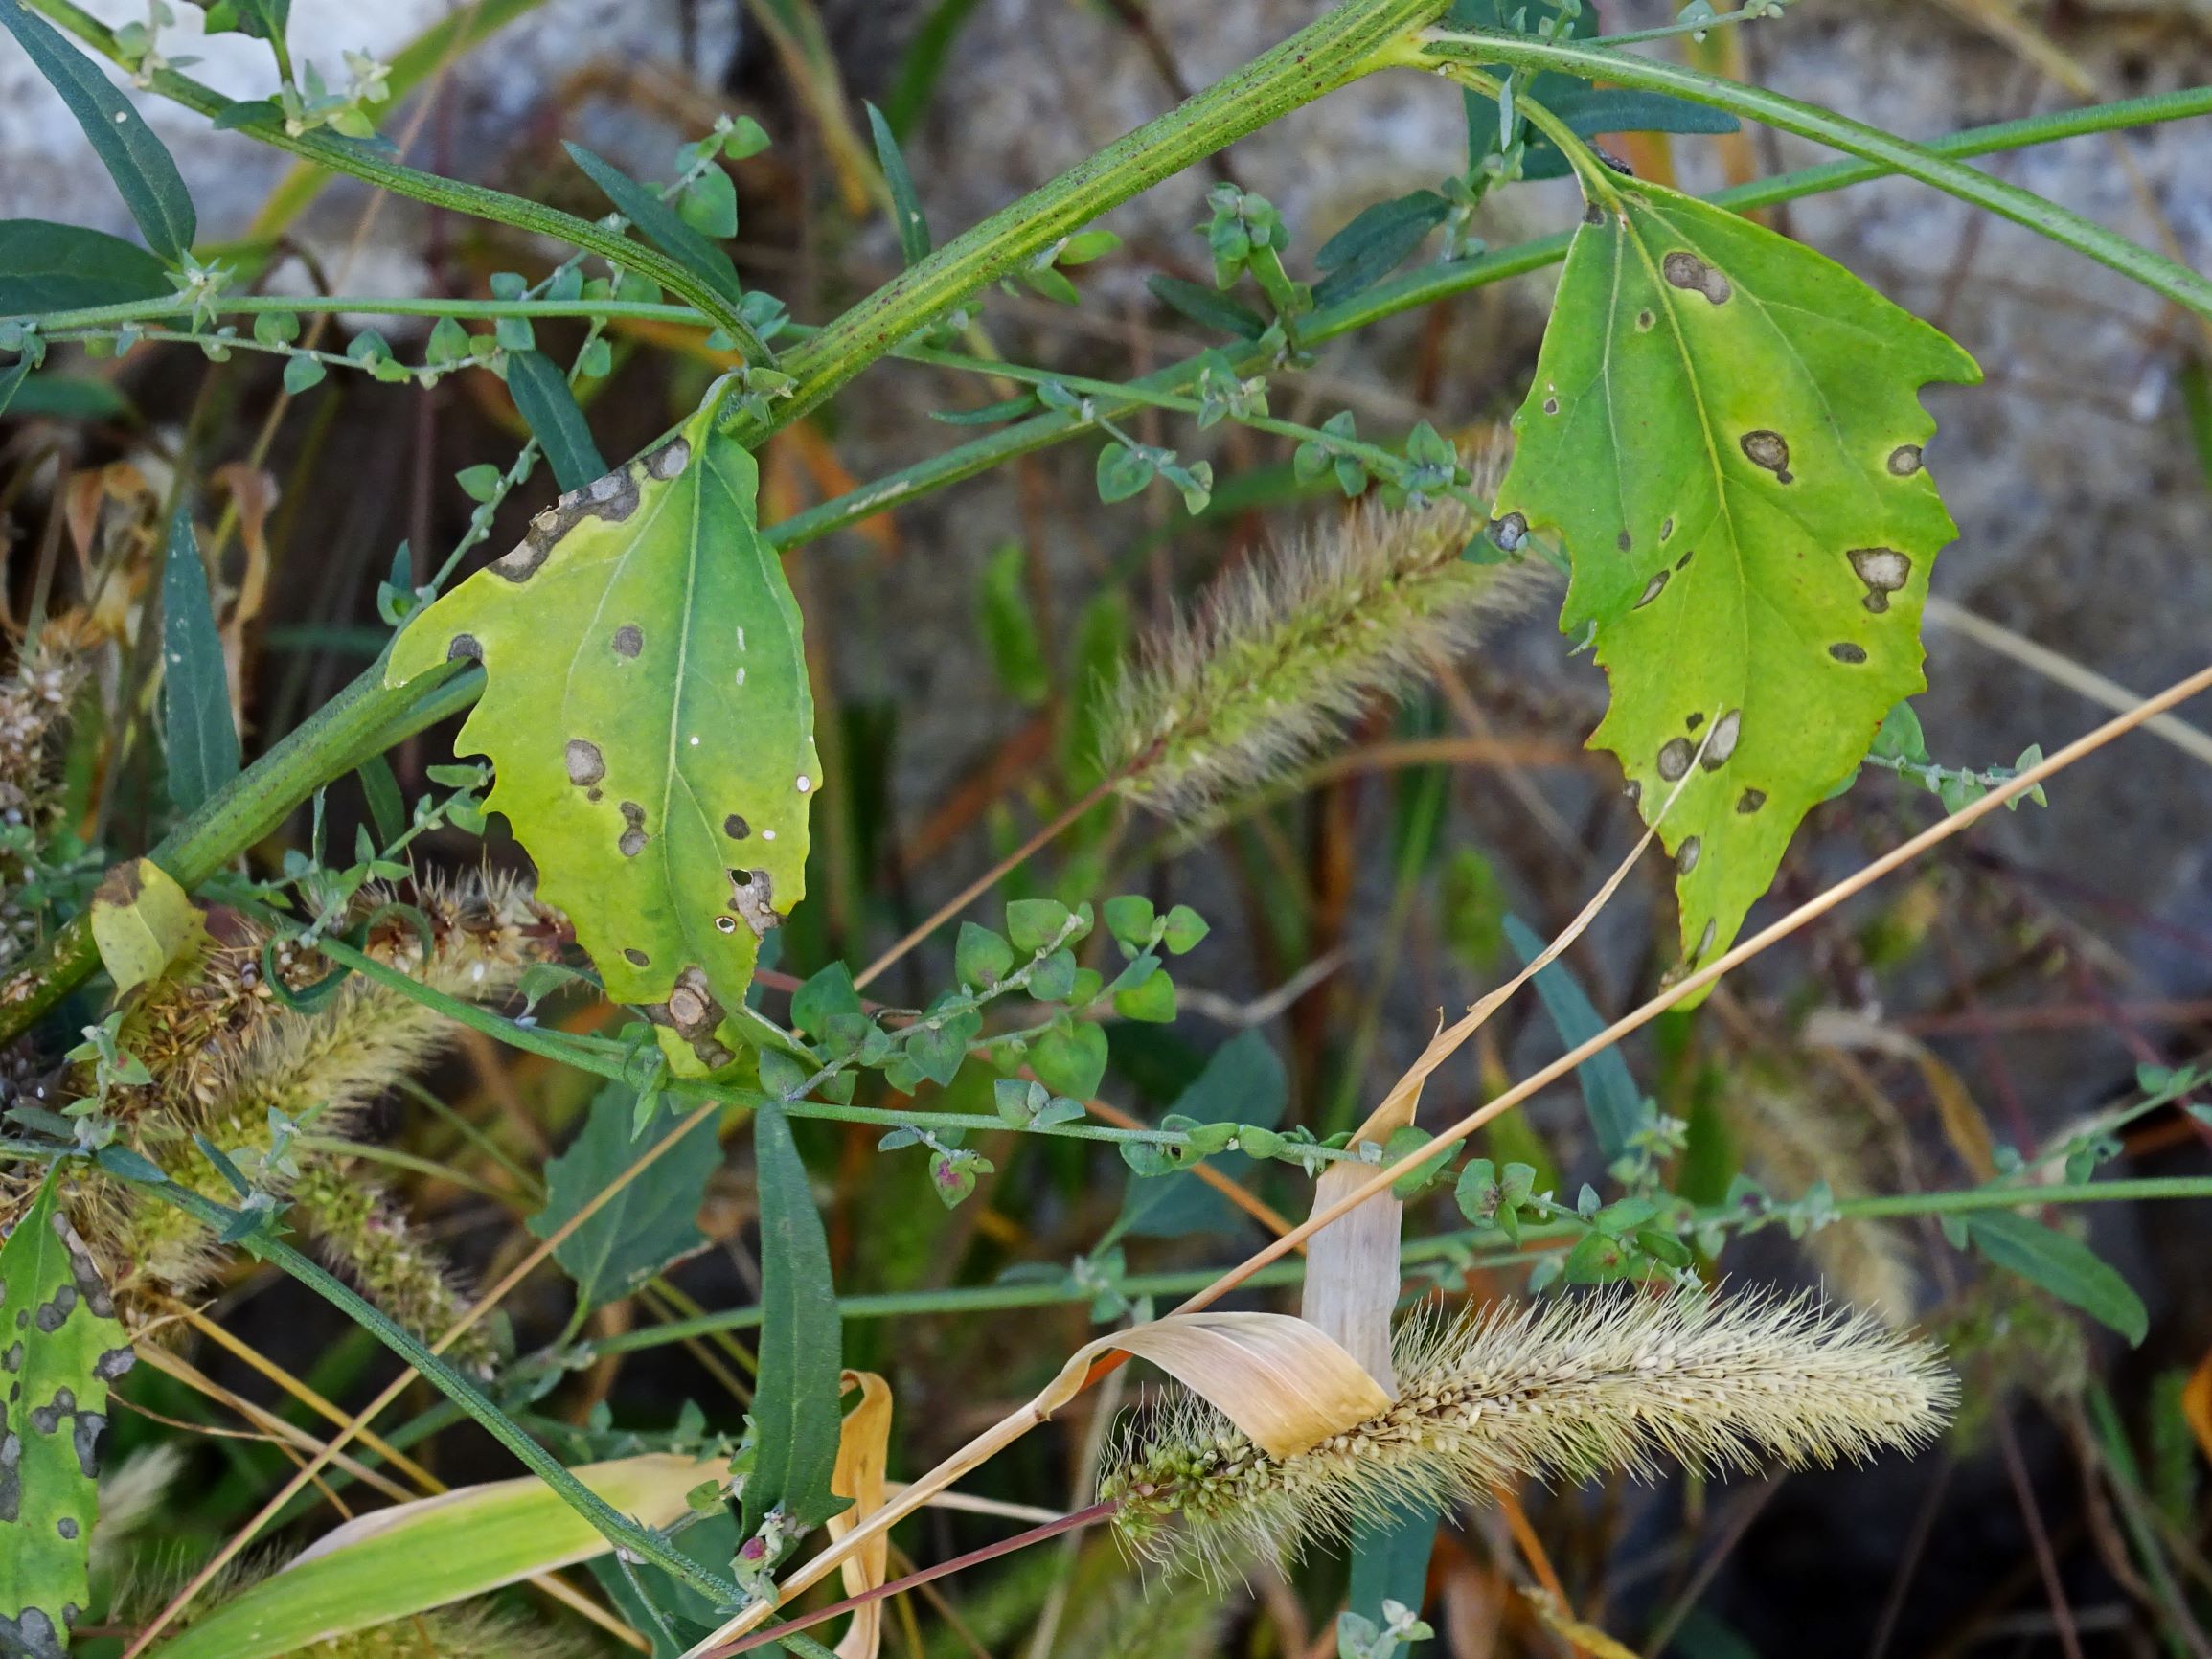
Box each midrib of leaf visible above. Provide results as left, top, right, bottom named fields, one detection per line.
left=656, top=457, right=708, bottom=977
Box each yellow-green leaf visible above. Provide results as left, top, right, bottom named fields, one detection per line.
left=1, top=1171, right=135, bottom=1651
left=1492, top=177, right=1979, bottom=981
left=386, top=393, right=819, bottom=1073
left=147, top=1454, right=720, bottom=1659
left=89, top=858, right=208, bottom=997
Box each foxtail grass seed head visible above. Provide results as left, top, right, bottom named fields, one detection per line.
left=1101, top=1288, right=1955, bottom=1577
left=1104, top=446, right=1543, bottom=820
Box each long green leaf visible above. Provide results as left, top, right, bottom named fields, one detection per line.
left=528, top=1081, right=716, bottom=1313
left=744, top=1103, right=845, bottom=1536
left=564, top=142, right=744, bottom=307
left=160, top=500, right=241, bottom=812
left=1966, top=1210, right=2148, bottom=1346
left=1492, top=178, right=1978, bottom=977
left=0, top=218, right=169, bottom=314
left=1504, top=915, right=1647, bottom=1161
left=0, top=1171, right=134, bottom=1651
left=386, top=393, right=820, bottom=1076
left=864, top=101, right=931, bottom=267
left=1349, top=1496, right=1438, bottom=1636
left=504, top=348, right=606, bottom=491
left=148, top=1454, right=720, bottom=1659
left=0, top=7, right=195, bottom=261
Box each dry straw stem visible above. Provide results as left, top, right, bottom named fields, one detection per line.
left=120, top=1096, right=724, bottom=1659
left=1102, top=1289, right=1954, bottom=1575
left=728, top=656, right=2212, bottom=1639
left=1106, top=463, right=1545, bottom=822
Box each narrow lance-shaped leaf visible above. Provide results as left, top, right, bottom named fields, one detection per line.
left=1491, top=176, right=1979, bottom=984
left=1966, top=1211, right=2149, bottom=1347
left=527, top=1082, right=717, bottom=1312
left=745, top=1103, right=846, bottom=1536
left=1504, top=914, right=1647, bottom=1162
left=504, top=348, right=607, bottom=492
left=385, top=390, right=820, bottom=1075
left=161, top=500, right=242, bottom=813
left=0, top=1172, right=136, bottom=1653
left=0, top=7, right=196, bottom=261
left=564, top=142, right=744, bottom=307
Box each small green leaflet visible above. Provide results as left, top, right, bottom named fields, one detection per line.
left=386, top=393, right=820, bottom=1075
left=1492, top=176, right=1979, bottom=982
left=864, top=100, right=931, bottom=267
left=161, top=501, right=241, bottom=812
left=1966, top=1211, right=2148, bottom=1346
left=527, top=1082, right=717, bottom=1312
left=0, top=8, right=196, bottom=262
left=743, top=1104, right=846, bottom=1537
left=0, top=1172, right=135, bottom=1653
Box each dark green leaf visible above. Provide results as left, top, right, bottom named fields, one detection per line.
left=356, top=754, right=405, bottom=846
left=161, top=500, right=240, bottom=813
left=565, top=142, right=743, bottom=306
left=745, top=1104, right=847, bottom=1534
left=1030, top=1021, right=1108, bottom=1101
left=504, top=349, right=606, bottom=492
left=0, top=373, right=130, bottom=420
left=930, top=393, right=1039, bottom=426
left=0, top=219, right=170, bottom=313
left=1966, top=1210, right=2148, bottom=1345
left=1147, top=273, right=1267, bottom=340
left=1113, top=1030, right=1284, bottom=1240
left=0, top=10, right=195, bottom=261
left=955, top=921, right=1014, bottom=988
left=975, top=541, right=1049, bottom=705
left=676, top=165, right=738, bottom=239
left=1311, top=191, right=1450, bottom=307
left=1005, top=898, right=1073, bottom=953
left=527, top=1082, right=717, bottom=1311
left=1504, top=914, right=1649, bottom=1161
left=0, top=354, right=30, bottom=420
left=1350, top=1495, right=1438, bottom=1641
left=864, top=101, right=931, bottom=267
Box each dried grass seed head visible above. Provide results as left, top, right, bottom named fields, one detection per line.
left=1105, top=443, right=1544, bottom=821
left=1101, top=1287, right=1955, bottom=1577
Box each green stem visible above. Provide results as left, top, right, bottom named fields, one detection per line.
left=1409, top=30, right=2212, bottom=318
left=22, top=293, right=713, bottom=330
left=720, top=0, right=1455, bottom=442
left=1839, top=1176, right=2212, bottom=1219
left=137, top=1176, right=744, bottom=1605
left=23, top=0, right=772, bottom=363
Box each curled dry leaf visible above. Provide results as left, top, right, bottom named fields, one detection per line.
left=830, top=1370, right=894, bottom=1659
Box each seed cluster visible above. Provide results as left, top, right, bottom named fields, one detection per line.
left=1103, top=1287, right=1955, bottom=1576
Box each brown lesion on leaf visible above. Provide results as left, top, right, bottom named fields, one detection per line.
left=565, top=739, right=605, bottom=788
left=727, top=868, right=780, bottom=937
left=1700, top=708, right=1742, bottom=769
left=649, top=964, right=732, bottom=1069
left=1829, top=642, right=1868, bottom=664
left=612, top=625, right=644, bottom=659
left=1676, top=836, right=1701, bottom=874
left=618, top=802, right=649, bottom=858
left=723, top=814, right=750, bottom=840
left=1634, top=570, right=1669, bottom=609
left=1887, top=444, right=1924, bottom=476
left=1739, top=430, right=1793, bottom=484
left=1661, top=250, right=1732, bottom=305
left=623, top=947, right=650, bottom=967
left=1657, top=738, right=1693, bottom=783
left=492, top=466, right=643, bottom=583
left=1736, top=787, right=1767, bottom=814
left=646, top=437, right=692, bottom=480
left=1848, top=548, right=1911, bottom=613
left=445, top=633, right=483, bottom=661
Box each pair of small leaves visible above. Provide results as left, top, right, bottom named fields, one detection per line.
left=1493, top=174, right=1980, bottom=983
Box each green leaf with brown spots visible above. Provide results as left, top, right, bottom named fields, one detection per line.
left=1, top=1170, right=134, bottom=1655
left=384, top=390, right=818, bottom=1074
left=1491, top=176, right=1979, bottom=984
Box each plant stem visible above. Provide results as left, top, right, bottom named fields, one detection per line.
left=718, top=0, right=1456, bottom=443
left=22, top=0, right=772, bottom=363
left=1408, top=30, right=2212, bottom=318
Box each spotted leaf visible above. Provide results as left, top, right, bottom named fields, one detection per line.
left=1, top=1171, right=134, bottom=1655
left=386, top=392, right=818, bottom=1073
left=1492, top=177, right=1978, bottom=984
